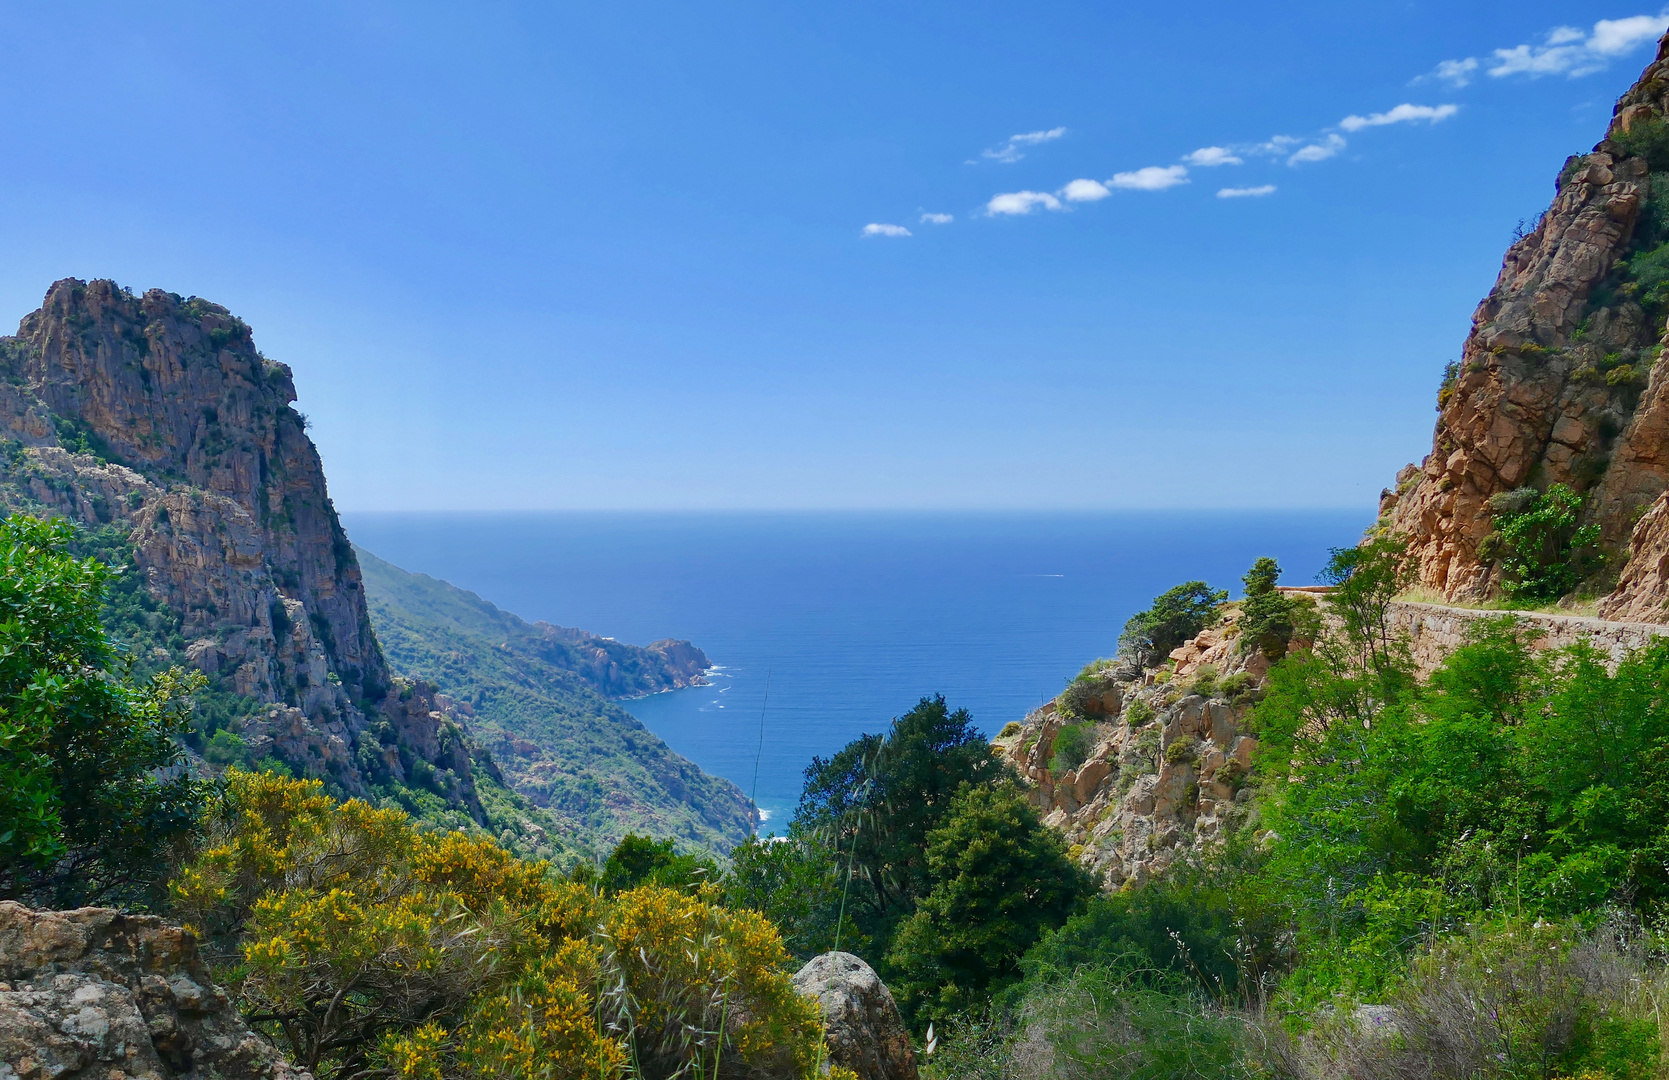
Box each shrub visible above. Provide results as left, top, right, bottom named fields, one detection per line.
left=1050, top=722, right=1095, bottom=772
left=1614, top=114, right=1669, bottom=170
left=1118, top=582, right=1228, bottom=668
left=597, top=833, right=719, bottom=895
left=1486, top=484, right=1601, bottom=600
left=1163, top=736, right=1198, bottom=766
left=1281, top=917, right=1666, bottom=1080
left=0, top=514, right=209, bottom=909
left=1009, top=960, right=1252, bottom=1080
left=998, top=721, right=1022, bottom=738
left=1124, top=698, right=1156, bottom=726
left=1187, top=664, right=1220, bottom=699
left=174, top=770, right=824, bottom=1080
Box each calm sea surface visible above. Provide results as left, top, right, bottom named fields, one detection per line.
left=340, top=511, right=1370, bottom=830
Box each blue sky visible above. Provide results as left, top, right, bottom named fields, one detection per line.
left=0, top=2, right=1664, bottom=510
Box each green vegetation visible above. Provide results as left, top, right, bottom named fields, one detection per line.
left=1117, top=580, right=1227, bottom=667
left=1238, top=555, right=1307, bottom=660
left=1615, top=115, right=1669, bottom=170
left=172, top=770, right=826, bottom=1080
left=929, top=538, right=1669, bottom=1078
left=357, top=547, right=755, bottom=852
left=886, top=784, right=1094, bottom=1023
left=0, top=515, right=209, bottom=909
left=1049, top=721, right=1094, bottom=771
left=1481, top=484, right=1602, bottom=600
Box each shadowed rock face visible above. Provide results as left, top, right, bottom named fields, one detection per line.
left=1379, top=30, right=1669, bottom=617
left=791, top=952, right=918, bottom=1080
left=0, top=901, right=310, bottom=1080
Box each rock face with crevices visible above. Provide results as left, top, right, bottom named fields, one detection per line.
left=0, top=901, right=308, bottom=1080
left=1378, top=30, right=1669, bottom=616
left=791, top=952, right=917, bottom=1080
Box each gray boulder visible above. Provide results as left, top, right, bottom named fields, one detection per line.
left=792, top=952, right=917, bottom=1080
left=0, top=901, right=310, bottom=1080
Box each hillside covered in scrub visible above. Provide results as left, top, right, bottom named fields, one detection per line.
left=358, top=547, right=756, bottom=848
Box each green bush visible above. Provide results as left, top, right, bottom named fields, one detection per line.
left=1124, top=698, right=1156, bottom=726
left=1614, top=114, right=1669, bottom=169
left=887, top=784, right=1096, bottom=1025
left=1485, top=484, right=1601, bottom=600
left=0, top=515, right=209, bottom=909
left=1050, top=722, right=1095, bottom=772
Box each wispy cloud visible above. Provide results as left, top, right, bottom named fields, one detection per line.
left=1288, top=134, right=1346, bottom=165
left=1184, top=146, right=1243, bottom=167
left=920, top=212, right=954, bottom=224
left=1426, top=57, right=1482, bottom=87
left=985, top=190, right=1063, bottom=215
left=1059, top=178, right=1112, bottom=202
left=1429, top=13, right=1669, bottom=85
left=1340, top=103, right=1459, bottom=132
left=862, top=223, right=912, bottom=237
left=980, top=126, right=1067, bottom=164
left=1110, top=165, right=1189, bottom=190
left=1218, top=185, right=1276, bottom=198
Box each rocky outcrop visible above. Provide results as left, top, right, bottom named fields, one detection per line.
left=792, top=952, right=917, bottom=1080
left=0, top=901, right=308, bottom=1080
left=1379, top=31, right=1669, bottom=614
left=0, top=280, right=493, bottom=818
left=999, top=612, right=1265, bottom=888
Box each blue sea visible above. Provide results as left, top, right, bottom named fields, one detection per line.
left=340, top=511, right=1370, bottom=831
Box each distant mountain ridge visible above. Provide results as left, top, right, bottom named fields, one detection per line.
left=357, top=547, right=755, bottom=850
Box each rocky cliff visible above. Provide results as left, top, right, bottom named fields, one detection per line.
left=1379, top=30, right=1669, bottom=621
left=998, top=608, right=1268, bottom=887
left=0, top=279, right=754, bottom=854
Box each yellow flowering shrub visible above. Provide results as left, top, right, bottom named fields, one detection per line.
left=171, top=770, right=825, bottom=1080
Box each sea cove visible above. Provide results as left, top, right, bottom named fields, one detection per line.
left=341, top=509, right=1370, bottom=826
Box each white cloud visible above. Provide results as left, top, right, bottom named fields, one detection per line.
left=981, top=126, right=1067, bottom=163
left=1340, top=103, right=1459, bottom=132
left=920, top=212, right=954, bottom=224
left=1288, top=134, right=1346, bottom=165
left=1184, top=146, right=1243, bottom=167
left=862, top=223, right=912, bottom=237
left=1218, top=185, right=1276, bottom=198
left=1484, top=14, right=1669, bottom=79
left=1427, top=57, right=1481, bottom=86
left=1248, top=135, right=1302, bottom=157
left=985, top=190, right=1063, bottom=215
left=1109, top=165, right=1189, bottom=190
left=1060, top=178, right=1112, bottom=202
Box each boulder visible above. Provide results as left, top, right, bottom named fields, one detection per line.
left=792, top=952, right=917, bottom=1080
left=0, top=901, right=310, bottom=1080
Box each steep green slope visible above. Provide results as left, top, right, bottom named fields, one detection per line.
left=356, top=547, right=757, bottom=852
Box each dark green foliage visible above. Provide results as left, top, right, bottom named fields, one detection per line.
left=1118, top=581, right=1228, bottom=667
left=885, top=783, right=1095, bottom=1024
left=596, top=833, right=719, bottom=895
left=720, top=834, right=858, bottom=960
left=1484, top=484, right=1602, bottom=600
left=1021, top=875, right=1251, bottom=997
left=0, top=515, right=210, bottom=908
left=1238, top=556, right=1301, bottom=660
left=1614, top=115, right=1669, bottom=170
left=1050, top=721, right=1094, bottom=771
left=793, top=694, right=1006, bottom=966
